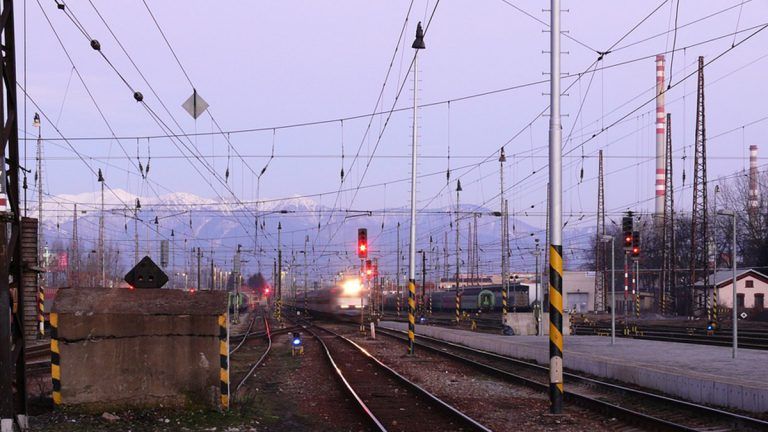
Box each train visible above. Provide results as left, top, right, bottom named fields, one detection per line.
left=284, top=276, right=370, bottom=317
left=383, top=284, right=531, bottom=313
left=228, top=291, right=251, bottom=314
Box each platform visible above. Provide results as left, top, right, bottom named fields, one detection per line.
left=381, top=321, right=768, bottom=413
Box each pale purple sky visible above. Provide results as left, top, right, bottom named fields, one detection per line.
left=19, top=0, right=768, bottom=234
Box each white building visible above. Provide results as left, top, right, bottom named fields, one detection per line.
left=696, top=268, right=768, bottom=309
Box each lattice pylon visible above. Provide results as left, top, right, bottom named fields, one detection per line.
left=661, top=113, right=675, bottom=315
left=688, top=56, right=708, bottom=318
left=594, top=150, right=606, bottom=312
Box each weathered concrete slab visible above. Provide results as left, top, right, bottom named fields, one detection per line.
left=381, top=321, right=768, bottom=413
left=51, top=288, right=229, bottom=411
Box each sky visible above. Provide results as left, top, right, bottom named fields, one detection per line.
left=15, top=0, right=768, bottom=271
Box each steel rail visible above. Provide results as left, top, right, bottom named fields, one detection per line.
left=233, top=316, right=272, bottom=396
left=306, top=323, right=492, bottom=432
left=376, top=326, right=768, bottom=432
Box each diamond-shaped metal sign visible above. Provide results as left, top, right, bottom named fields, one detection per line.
left=124, top=256, right=168, bottom=289
left=181, top=90, right=209, bottom=119
left=740, top=312, right=748, bottom=320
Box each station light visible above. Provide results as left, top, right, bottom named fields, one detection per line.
left=357, top=228, right=368, bottom=258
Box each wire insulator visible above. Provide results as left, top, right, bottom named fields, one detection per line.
left=133, top=91, right=144, bottom=102
left=90, top=39, right=101, bottom=51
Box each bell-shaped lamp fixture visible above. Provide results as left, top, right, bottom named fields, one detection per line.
left=412, top=21, right=425, bottom=50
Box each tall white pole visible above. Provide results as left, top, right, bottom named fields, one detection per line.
left=548, top=0, right=564, bottom=414
left=500, top=148, right=507, bottom=316
left=98, top=170, right=105, bottom=287
left=407, top=22, right=425, bottom=355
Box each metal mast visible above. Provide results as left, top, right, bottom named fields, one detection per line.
left=98, top=169, right=105, bottom=287
left=34, top=114, right=42, bottom=283
left=594, top=150, right=606, bottom=312
left=407, top=21, right=425, bottom=355
left=72, top=204, right=78, bottom=287
left=134, top=198, right=140, bottom=264
left=548, top=0, right=565, bottom=414
left=689, top=56, right=708, bottom=318
left=661, top=113, right=675, bottom=315
left=454, top=179, right=462, bottom=324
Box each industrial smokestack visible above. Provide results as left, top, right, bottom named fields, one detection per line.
left=749, top=144, right=759, bottom=221
left=654, top=55, right=666, bottom=221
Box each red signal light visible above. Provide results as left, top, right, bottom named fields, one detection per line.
left=357, top=228, right=368, bottom=258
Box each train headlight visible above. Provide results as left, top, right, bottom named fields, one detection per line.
left=342, top=278, right=362, bottom=296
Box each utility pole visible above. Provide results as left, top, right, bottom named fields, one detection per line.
left=170, top=229, right=175, bottom=289
left=396, top=222, right=401, bottom=316
left=548, top=0, right=565, bottom=414
left=134, top=198, right=140, bottom=264
left=98, top=169, right=105, bottom=287
left=210, top=250, right=215, bottom=290
left=407, top=22, right=425, bottom=355
left=689, top=56, right=708, bottom=318
left=661, top=114, right=675, bottom=314
left=595, top=150, right=606, bottom=312
left=34, top=113, right=45, bottom=334
left=196, top=247, right=201, bottom=291
left=500, top=147, right=508, bottom=315
left=304, top=235, right=308, bottom=315
left=455, top=179, right=462, bottom=324
left=72, top=204, right=79, bottom=287
left=277, top=221, right=282, bottom=322
left=534, top=239, right=542, bottom=336
left=420, top=250, right=426, bottom=315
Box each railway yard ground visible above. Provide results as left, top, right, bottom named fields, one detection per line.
left=20, top=309, right=768, bottom=431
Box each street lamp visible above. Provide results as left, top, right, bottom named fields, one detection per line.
left=601, top=235, right=616, bottom=345
left=717, top=209, right=737, bottom=359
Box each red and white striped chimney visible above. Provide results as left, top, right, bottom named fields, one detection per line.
left=654, top=55, right=666, bottom=219
left=749, top=144, right=759, bottom=221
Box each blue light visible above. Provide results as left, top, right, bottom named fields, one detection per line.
left=292, top=338, right=301, bottom=345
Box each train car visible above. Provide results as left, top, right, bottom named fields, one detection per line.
left=285, top=276, right=369, bottom=317
left=384, top=283, right=530, bottom=313
left=228, top=292, right=250, bottom=314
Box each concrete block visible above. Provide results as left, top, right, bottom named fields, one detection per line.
left=51, top=288, right=228, bottom=411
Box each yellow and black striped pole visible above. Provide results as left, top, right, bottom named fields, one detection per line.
left=549, top=245, right=564, bottom=413
left=50, top=312, right=61, bottom=406
left=548, top=0, right=564, bottom=414
left=406, top=21, right=425, bottom=355
left=218, top=314, right=230, bottom=410
left=407, top=280, right=416, bottom=354
left=38, top=285, right=45, bottom=336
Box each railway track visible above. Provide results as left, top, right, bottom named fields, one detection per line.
left=231, top=315, right=273, bottom=398
left=375, top=326, right=768, bottom=432
left=305, top=322, right=492, bottom=432
left=573, top=323, right=768, bottom=350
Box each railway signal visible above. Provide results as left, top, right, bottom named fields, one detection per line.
left=631, top=231, right=640, bottom=258
left=364, top=260, right=373, bottom=278
left=357, top=228, right=368, bottom=259
left=622, top=214, right=633, bottom=251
